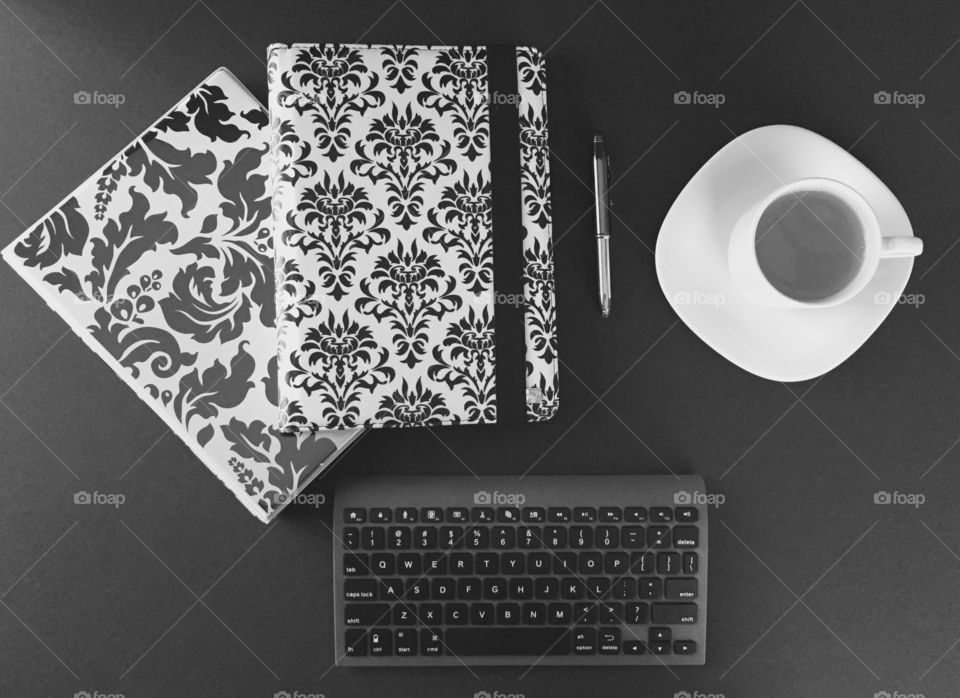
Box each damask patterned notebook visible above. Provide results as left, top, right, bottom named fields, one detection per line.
left=2, top=68, right=362, bottom=522
left=268, top=43, right=558, bottom=431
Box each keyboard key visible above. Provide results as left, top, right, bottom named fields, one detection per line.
left=548, top=602, right=572, bottom=624
left=570, top=526, right=592, bottom=548
left=406, top=580, right=427, bottom=600
left=484, top=578, right=507, bottom=599
left=502, top=552, right=524, bottom=574
left=424, top=553, right=446, bottom=575
left=343, top=527, right=360, bottom=549
left=626, top=602, right=650, bottom=624
left=550, top=552, right=574, bottom=574
left=370, top=554, right=394, bottom=575
left=598, top=602, right=623, bottom=623
left=649, top=627, right=671, bottom=643
left=371, top=508, right=392, bottom=523
left=379, top=579, right=402, bottom=600
left=625, top=507, right=647, bottom=522
left=674, top=640, right=697, bottom=655
left=650, top=507, right=673, bottom=522
left=369, top=628, right=392, bottom=656
left=344, top=508, right=366, bottom=523
left=647, top=526, right=671, bottom=548
left=420, top=507, right=443, bottom=522
left=446, top=508, right=469, bottom=523
left=440, top=527, right=463, bottom=549
left=561, top=578, right=585, bottom=600
left=476, top=552, right=499, bottom=574
left=548, top=507, right=571, bottom=523
left=414, top=527, right=436, bottom=549
left=471, top=602, right=495, bottom=625
left=599, top=627, right=621, bottom=654
left=574, top=602, right=597, bottom=624
left=574, top=507, right=596, bottom=522
left=395, top=554, right=419, bottom=575
left=362, top=527, right=385, bottom=550
left=596, top=526, right=619, bottom=548
left=650, top=640, right=671, bottom=655
left=394, top=605, right=416, bottom=625
left=446, top=603, right=468, bottom=625
left=651, top=603, right=698, bottom=625
left=450, top=553, right=473, bottom=575
left=587, top=577, right=610, bottom=598
left=388, top=526, right=411, bottom=549
left=345, top=629, right=367, bottom=656
left=622, top=526, right=644, bottom=548
left=345, top=603, right=389, bottom=627
left=497, top=507, right=520, bottom=522
left=599, top=507, right=622, bottom=522
left=535, top=577, right=559, bottom=599
left=522, top=507, right=546, bottom=522
left=672, top=526, right=699, bottom=548
left=612, top=577, right=635, bottom=599
left=420, top=629, right=442, bottom=656
left=498, top=602, right=520, bottom=624
left=466, top=527, right=489, bottom=549
left=573, top=628, right=596, bottom=654
left=510, top=578, right=534, bottom=599
left=472, top=507, right=495, bottom=523
left=458, top=578, right=481, bottom=600
left=606, top=552, right=629, bottom=576
left=632, top=551, right=655, bottom=574
left=445, top=628, right=570, bottom=655
left=518, top=526, right=541, bottom=549
left=665, top=578, right=698, bottom=600
left=639, top=578, right=662, bottom=600
left=657, top=552, right=680, bottom=575
left=432, top=578, right=454, bottom=599
left=491, top=526, right=515, bottom=549
left=579, top=552, right=602, bottom=574
left=396, top=507, right=418, bottom=523
left=623, top=640, right=646, bottom=655
left=523, top=602, right=546, bottom=624
left=395, top=628, right=418, bottom=656
left=344, top=579, right=377, bottom=601
left=683, top=552, right=699, bottom=574
left=343, top=553, right=368, bottom=576
left=675, top=507, right=698, bottom=522
left=544, top=526, right=566, bottom=548
left=421, top=604, right=441, bottom=625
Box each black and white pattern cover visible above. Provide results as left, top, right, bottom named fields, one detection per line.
left=2, top=68, right=362, bottom=522
left=268, top=44, right=558, bottom=431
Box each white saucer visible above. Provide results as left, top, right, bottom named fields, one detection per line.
left=655, top=124, right=916, bottom=382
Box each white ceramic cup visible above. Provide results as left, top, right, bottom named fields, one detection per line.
left=728, top=177, right=923, bottom=308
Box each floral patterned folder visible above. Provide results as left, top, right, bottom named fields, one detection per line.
left=268, top=44, right=558, bottom=431
left=2, top=68, right=362, bottom=522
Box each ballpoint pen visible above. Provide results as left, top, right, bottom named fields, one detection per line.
left=593, top=133, right=612, bottom=318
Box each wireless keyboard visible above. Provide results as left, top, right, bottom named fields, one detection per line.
left=333, top=475, right=708, bottom=666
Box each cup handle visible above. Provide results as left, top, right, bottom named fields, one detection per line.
left=880, top=236, right=923, bottom=258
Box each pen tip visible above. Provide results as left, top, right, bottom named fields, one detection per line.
left=593, top=133, right=604, bottom=143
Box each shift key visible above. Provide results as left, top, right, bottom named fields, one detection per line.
left=651, top=603, right=698, bottom=625
left=345, top=603, right=389, bottom=626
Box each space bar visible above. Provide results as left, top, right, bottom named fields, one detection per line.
left=444, top=628, right=570, bottom=655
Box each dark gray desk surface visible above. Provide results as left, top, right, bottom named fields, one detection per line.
left=2, top=1, right=960, bottom=696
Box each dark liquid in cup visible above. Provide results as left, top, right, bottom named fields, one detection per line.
left=754, top=190, right=865, bottom=302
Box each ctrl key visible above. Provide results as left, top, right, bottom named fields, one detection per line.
left=369, top=628, right=393, bottom=656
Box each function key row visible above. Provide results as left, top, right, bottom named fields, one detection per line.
left=344, top=506, right=699, bottom=525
